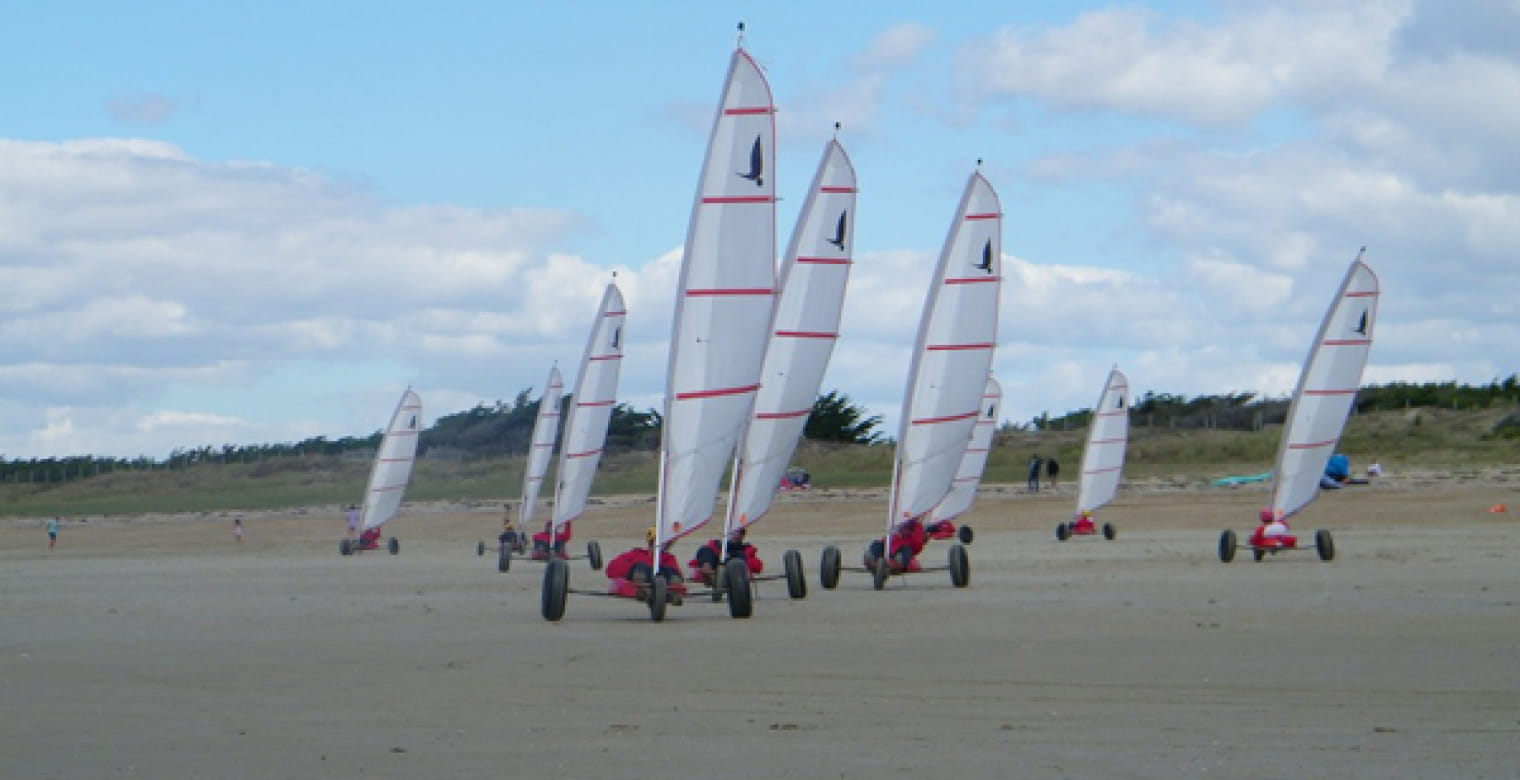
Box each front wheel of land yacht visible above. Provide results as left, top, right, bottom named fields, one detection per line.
left=1056, top=523, right=1071, bottom=542
left=1102, top=523, right=1116, bottom=541
left=725, top=559, right=753, bottom=618
left=820, top=546, right=841, bottom=590
left=872, top=557, right=890, bottom=591
left=783, top=549, right=806, bottom=599
left=587, top=540, right=603, bottom=571
left=541, top=558, right=568, bottom=622
left=1315, top=530, right=1335, bottom=561
left=649, top=577, right=668, bottom=622
left=339, top=539, right=353, bottom=556
left=1218, top=530, right=1237, bottom=563
left=1253, top=548, right=1266, bottom=562
left=958, top=525, right=974, bottom=544
left=476, top=541, right=485, bottom=556
left=388, top=537, right=400, bottom=555
left=498, top=546, right=511, bottom=573
left=949, top=544, right=970, bottom=588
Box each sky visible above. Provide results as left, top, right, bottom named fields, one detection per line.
left=2, top=0, right=1516, bottom=459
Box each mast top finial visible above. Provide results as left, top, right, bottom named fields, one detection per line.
left=976, top=157, right=984, bottom=168
left=737, top=21, right=746, bottom=46
left=833, top=121, right=841, bottom=138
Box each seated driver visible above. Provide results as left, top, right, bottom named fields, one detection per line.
left=690, top=527, right=763, bottom=585
left=864, top=515, right=927, bottom=573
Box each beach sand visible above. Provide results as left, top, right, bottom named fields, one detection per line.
left=3, top=478, right=1518, bottom=778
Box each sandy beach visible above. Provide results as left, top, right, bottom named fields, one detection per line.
left=3, top=477, right=1518, bottom=779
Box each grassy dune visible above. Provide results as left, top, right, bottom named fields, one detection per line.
left=3, top=406, right=1514, bottom=519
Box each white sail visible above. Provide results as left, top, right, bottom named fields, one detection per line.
left=551, top=283, right=627, bottom=532
left=359, top=389, right=422, bottom=532
left=656, top=46, right=777, bottom=545
left=928, top=375, right=1001, bottom=524
left=726, top=139, right=856, bottom=532
left=1269, top=252, right=1379, bottom=519
left=888, top=171, right=1002, bottom=530
left=1075, top=367, right=1131, bottom=514
left=520, top=365, right=564, bottom=529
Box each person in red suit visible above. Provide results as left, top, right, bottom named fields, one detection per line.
left=689, top=526, right=764, bottom=586
left=606, top=527, right=684, bottom=597
left=864, top=515, right=927, bottom=573
left=531, top=520, right=571, bottom=560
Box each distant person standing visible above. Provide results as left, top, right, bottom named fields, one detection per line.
left=1027, top=455, right=1042, bottom=493
left=344, top=505, right=360, bottom=539
left=1367, top=461, right=1383, bottom=478
left=233, top=517, right=244, bottom=544
left=47, top=516, right=59, bottom=550
left=1046, top=456, right=1061, bottom=489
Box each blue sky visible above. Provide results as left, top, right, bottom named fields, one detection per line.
left=2, top=0, right=1516, bottom=458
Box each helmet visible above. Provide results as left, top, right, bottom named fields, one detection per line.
left=645, top=526, right=658, bottom=545
left=1259, top=509, right=1275, bottom=523
left=1080, top=509, right=1091, bottom=519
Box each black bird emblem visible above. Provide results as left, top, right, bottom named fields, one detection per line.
left=407, top=415, right=417, bottom=429
left=1353, top=310, right=1368, bottom=335
left=738, top=135, right=764, bottom=187
left=827, top=210, right=848, bottom=250
left=1117, top=396, right=1125, bottom=409
left=611, top=326, right=621, bottom=349
left=986, top=403, right=997, bottom=418
left=974, top=239, right=993, bottom=273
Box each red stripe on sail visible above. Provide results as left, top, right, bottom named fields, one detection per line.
left=372, top=484, right=408, bottom=492
left=946, top=276, right=1000, bottom=285
left=755, top=409, right=811, bottom=420
left=820, top=186, right=856, bottom=193
left=566, top=448, right=603, bottom=459
left=1090, top=437, right=1126, bottom=444
left=1323, top=339, right=1371, bottom=346
left=927, top=343, right=994, bottom=351
left=1084, top=466, right=1122, bottom=475
left=724, top=106, right=773, bottom=115
left=1345, top=291, right=1377, bottom=298
left=911, top=410, right=979, bottom=425
left=577, top=400, right=614, bottom=407
left=589, top=355, right=622, bottom=361
left=676, top=384, right=760, bottom=401
left=702, top=196, right=774, bottom=204
left=605, top=310, right=627, bottom=316
left=796, top=257, right=852, bottom=265
left=964, top=212, right=999, bottom=220
left=1097, top=410, right=1127, bottom=417
left=774, top=330, right=837, bottom=339
left=686, top=288, right=774, bottom=296
left=1288, top=440, right=1335, bottom=450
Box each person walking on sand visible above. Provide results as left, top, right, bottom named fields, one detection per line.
left=1027, top=455, right=1042, bottom=493
left=344, top=504, right=360, bottom=539
left=1046, top=456, right=1061, bottom=489
left=47, top=516, right=59, bottom=550
left=233, top=517, right=244, bottom=544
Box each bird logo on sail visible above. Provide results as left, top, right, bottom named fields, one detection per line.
left=1353, top=310, right=1368, bottom=335
left=974, top=239, right=994, bottom=273
left=827, top=210, right=848, bottom=250
left=986, top=402, right=996, bottom=418
left=610, top=326, right=621, bottom=349
left=738, top=135, right=764, bottom=187
left=407, top=415, right=417, bottom=429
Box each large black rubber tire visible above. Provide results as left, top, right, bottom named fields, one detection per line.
left=1102, top=523, right=1116, bottom=541
left=1218, top=529, right=1237, bottom=563
left=958, top=525, right=974, bottom=545
left=587, top=540, right=604, bottom=571
left=820, top=546, right=842, bottom=590
left=725, top=558, right=753, bottom=618
left=1056, top=522, right=1071, bottom=542
left=1315, top=529, right=1336, bottom=561
left=1253, top=548, right=1266, bottom=562
left=948, top=544, right=970, bottom=588
left=541, top=558, right=568, bottom=622
left=388, top=537, right=400, bottom=555
left=339, top=538, right=353, bottom=556
left=872, top=557, right=890, bottom=591
left=476, top=541, right=485, bottom=556
left=497, top=546, right=512, bottom=573
left=649, top=577, right=668, bottom=622
left=783, top=549, right=806, bottom=599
